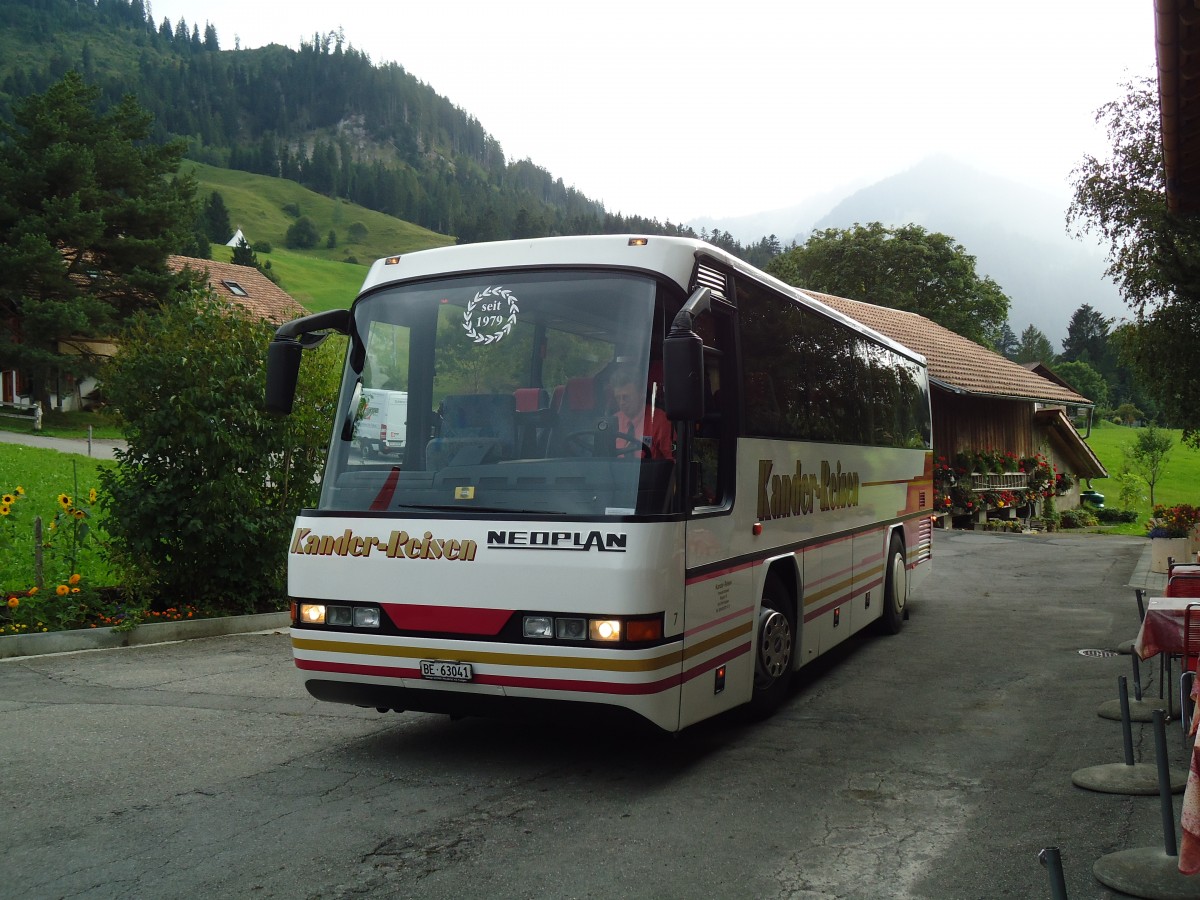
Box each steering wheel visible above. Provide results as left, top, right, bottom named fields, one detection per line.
left=613, top=432, right=649, bottom=459
left=562, top=429, right=644, bottom=458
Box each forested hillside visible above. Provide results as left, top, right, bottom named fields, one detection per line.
left=0, top=0, right=774, bottom=262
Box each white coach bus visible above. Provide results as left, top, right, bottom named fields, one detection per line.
left=265, top=235, right=933, bottom=732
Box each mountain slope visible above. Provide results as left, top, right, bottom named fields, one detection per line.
left=813, top=157, right=1125, bottom=344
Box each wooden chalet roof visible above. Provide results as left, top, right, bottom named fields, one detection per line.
left=1034, top=408, right=1108, bottom=479
left=1156, top=0, right=1200, bottom=214
left=167, top=255, right=308, bottom=325
left=802, top=290, right=1094, bottom=407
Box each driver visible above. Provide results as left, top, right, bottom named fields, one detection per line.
left=609, top=365, right=674, bottom=461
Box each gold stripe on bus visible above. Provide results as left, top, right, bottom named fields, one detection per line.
left=803, top=572, right=857, bottom=607
left=682, top=620, right=754, bottom=661
left=292, top=636, right=682, bottom=673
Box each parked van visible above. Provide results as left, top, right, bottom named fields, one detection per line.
left=354, top=388, right=408, bottom=458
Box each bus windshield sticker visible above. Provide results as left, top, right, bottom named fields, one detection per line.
left=463, top=286, right=519, bottom=345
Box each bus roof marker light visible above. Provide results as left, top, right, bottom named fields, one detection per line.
left=753, top=522, right=763, bottom=536
left=384, top=256, right=402, bottom=265
left=627, top=237, right=649, bottom=246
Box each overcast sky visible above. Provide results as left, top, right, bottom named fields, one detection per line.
left=145, top=0, right=1156, bottom=224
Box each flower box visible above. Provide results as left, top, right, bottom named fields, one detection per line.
left=1151, top=537, right=1190, bottom=575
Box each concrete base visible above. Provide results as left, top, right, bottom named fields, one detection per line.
left=1072, top=762, right=1186, bottom=795
left=1093, top=847, right=1200, bottom=899
left=0, top=611, right=290, bottom=659
left=1099, top=697, right=1173, bottom=723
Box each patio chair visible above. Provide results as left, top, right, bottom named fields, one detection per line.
left=1168, top=572, right=1200, bottom=599
left=1182, top=603, right=1200, bottom=744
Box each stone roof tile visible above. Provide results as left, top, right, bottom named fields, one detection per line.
left=167, top=255, right=309, bottom=325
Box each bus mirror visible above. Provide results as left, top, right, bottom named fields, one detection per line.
left=265, top=339, right=302, bottom=415
left=663, top=329, right=705, bottom=421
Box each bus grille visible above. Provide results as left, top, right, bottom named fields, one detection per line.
left=693, top=262, right=729, bottom=304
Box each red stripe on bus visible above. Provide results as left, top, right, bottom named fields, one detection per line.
left=685, top=559, right=758, bottom=586
left=379, top=603, right=513, bottom=635
left=297, top=642, right=752, bottom=696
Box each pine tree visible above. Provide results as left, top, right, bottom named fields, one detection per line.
left=0, top=72, right=198, bottom=409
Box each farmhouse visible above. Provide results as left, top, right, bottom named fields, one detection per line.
left=1, top=256, right=306, bottom=413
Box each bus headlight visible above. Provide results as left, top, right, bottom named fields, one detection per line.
left=523, top=616, right=554, bottom=639
left=555, top=617, right=587, bottom=640
left=353, top=606, right=381, bottom=628
left=589, top=619, right=622, bottom=641
left=297, top=603, right=381, bottom=628
left=327, top=605, right=353, bottom=626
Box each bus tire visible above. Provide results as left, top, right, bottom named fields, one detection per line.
left=878, top=534, right=907, bottom=635
left=750, top=573, right=795, bottom=714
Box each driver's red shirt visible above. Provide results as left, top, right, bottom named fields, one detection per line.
left=615, top=406, right=674, bottom=460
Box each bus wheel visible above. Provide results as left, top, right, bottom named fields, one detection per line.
left=751, top=574, right=795, bottom=713
left=878, top=535, right=907, bottom=635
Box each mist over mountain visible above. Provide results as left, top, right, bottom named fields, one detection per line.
left=692, top=157, right=1126, bottom=347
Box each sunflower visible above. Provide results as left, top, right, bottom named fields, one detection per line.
left=0, top=504, right=9, bottom=516
left=1, top=493, right=14, bottom=505
left=88, top=488, right=97, bottom=503
left=57, top=493, right=71, bottom=509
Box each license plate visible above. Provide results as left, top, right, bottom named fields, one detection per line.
left=419, top=660, right=473, bottom=682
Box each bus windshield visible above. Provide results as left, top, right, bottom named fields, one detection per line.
left=317, top=269, right=678, bottom=517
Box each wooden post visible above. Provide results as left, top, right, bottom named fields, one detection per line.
left=33, top=515, right=44, bottom=588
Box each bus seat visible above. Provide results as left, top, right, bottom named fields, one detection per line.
left=426, top=393, right=517, bottom=469
left=514, top=387, right=548, bottom=412
left=563, top=376, right=597, bottom=413
left=547, top=376, right=605, bottom=456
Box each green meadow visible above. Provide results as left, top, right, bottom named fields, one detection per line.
left=1084, top=420, right=1200, bottom=532
left=184, top=160, right=456, bottom=312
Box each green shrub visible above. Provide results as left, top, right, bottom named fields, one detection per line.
left=1059, top=507, right=1099, bottom=529
left=1096, top=507, right=1139, bottom=524
left=285, top=215, right=319, bottom=249
left=99, top=292, right=342, bottom=614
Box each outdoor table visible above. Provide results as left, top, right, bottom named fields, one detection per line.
left=1133, top=597, right=1200, bottom=874
left=1134, top=597, right=1200, bottom=661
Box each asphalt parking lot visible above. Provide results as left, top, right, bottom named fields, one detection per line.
left=0, top=529, right=1186, bottom=899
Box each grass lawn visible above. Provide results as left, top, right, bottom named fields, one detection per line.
left=0, top=444, right=117, bottom=627
left=0, top=409, right=123, bottom=440
left=1083, top=420, right=1200, bottom=534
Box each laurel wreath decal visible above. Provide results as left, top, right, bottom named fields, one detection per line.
left=462, top=286, right=520, bottom=344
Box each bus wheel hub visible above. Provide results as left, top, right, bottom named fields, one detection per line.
left=757, top=609, right=791, bottom=679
